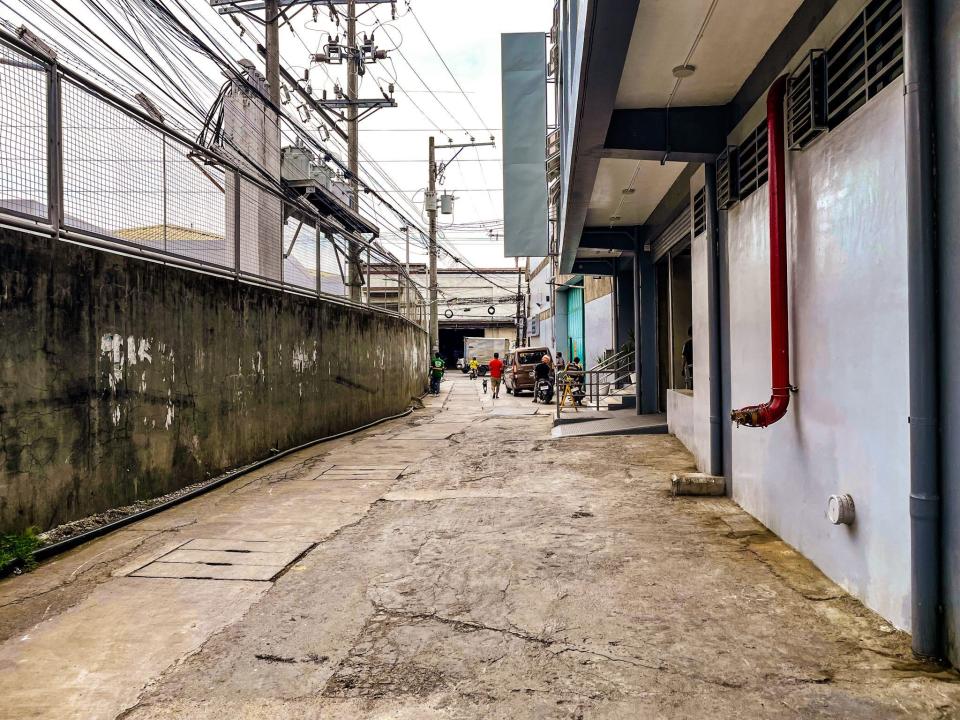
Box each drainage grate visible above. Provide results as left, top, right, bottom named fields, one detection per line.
left=128, top=538, right=313, bottom=581
left=787, top=49, right=828, bottom=150
left=737, top=122, right=768, bottom=202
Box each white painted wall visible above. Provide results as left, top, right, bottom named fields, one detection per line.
left=583, top=295, right=613, bottom=368
left=689, top=168, right=719, bottom=474
left=537, top=315, right=554, bottom=352
left=667, top=389, right=695, bottom=455
left=722, top=79, right=910, bottom=628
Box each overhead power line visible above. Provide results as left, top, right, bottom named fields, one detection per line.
left=408, top=7, right=493, bottom=138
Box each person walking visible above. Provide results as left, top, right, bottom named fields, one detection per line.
left=488, top=351, right=504, bottom=399
left=681, top=326, right=693, bottom=390
left=429, top=352, right=445, bottom=395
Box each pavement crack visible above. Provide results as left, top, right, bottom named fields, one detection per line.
left=371, top=603, right=553, bottom=646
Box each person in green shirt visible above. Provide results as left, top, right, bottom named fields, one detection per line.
left=429, top=352, right=445, bottom=395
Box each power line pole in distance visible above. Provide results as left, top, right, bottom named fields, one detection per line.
left=427, top=136, right=496, bottom=354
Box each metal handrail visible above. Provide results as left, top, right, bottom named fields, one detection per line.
left=591, top=347, right=635, bottom=373
left=555, top=360, right=636, bottom=417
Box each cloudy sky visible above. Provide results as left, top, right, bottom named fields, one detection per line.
left=287, top=0, right=552, bottom=268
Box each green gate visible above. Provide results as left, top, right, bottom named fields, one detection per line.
left=566, top=286, right=585, bottom=363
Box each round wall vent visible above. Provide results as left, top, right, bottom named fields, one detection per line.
left=827, top=494, right=855, bottom=525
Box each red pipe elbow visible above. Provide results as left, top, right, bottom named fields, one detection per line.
left=731, top=75, right=792, bottom=429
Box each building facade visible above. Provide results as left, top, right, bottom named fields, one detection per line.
left=508, top=0, right=960, bottom=665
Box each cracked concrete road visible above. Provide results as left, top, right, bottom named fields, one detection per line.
left=2, top=375, right=959, bottom=719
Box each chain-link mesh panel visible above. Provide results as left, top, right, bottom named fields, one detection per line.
left=237, top=177, right=281, bottom=281
left=164, top=138, right=230, bottom=268
left=0, top=41, right=48, bottom=218
left=282, top=206, right=317, bottom=292
left=62, top=79, right=163, bottom=241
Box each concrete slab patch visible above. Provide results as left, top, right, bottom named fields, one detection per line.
left=317, top=465, right=407, bottom=481
left=127, top=538, right=312, bottom=581
left=0, top=578, right=267, bottom=720
left=130, top=562, right=282, bottom=582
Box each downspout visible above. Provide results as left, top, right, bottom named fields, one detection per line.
left=903, top=0, right=942, bottom=660
left=731, top=76, right=792, bottom=428
left=704, top=163, right=723, bottom=475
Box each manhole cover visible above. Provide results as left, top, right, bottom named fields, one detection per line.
left=128, top=538, right=313, bottom=581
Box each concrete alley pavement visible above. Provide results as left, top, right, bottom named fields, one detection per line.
left=1, top=375, right=959, bottom=719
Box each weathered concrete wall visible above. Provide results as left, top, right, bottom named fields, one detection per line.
left=0, top=228, right=428, bottom=532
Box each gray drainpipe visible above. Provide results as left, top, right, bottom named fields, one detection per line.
left=633, top=228, right=642, bottom=414
left=704, top=164, right=723, bottom=477
left=903, top=0, right=942, bottom=660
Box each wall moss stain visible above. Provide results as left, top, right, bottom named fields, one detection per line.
left=0, top=228, right=428, bottom=532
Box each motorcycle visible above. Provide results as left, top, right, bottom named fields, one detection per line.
left=469, top=367, right=477, bottom=380
left=534, top=378, right=554, bottom=404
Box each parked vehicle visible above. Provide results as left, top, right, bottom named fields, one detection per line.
left=461, top=337, right=511, bottom=375
left=505, top=346, right=552, bottom=396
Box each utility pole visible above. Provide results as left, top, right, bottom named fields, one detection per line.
left=426, top=136, right=496, bottom=354
left=213, top=0, right=398, bottom=304
left=428, top=136, right=438, bottom=353
left=345, top=0, right=362, bottom=303
left=516, top=269, right=522, bottom=348
left=264, top=1, right=280, bottom=108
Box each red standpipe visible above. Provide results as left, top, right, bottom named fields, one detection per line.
left=731, top=75, right=792, bottom=428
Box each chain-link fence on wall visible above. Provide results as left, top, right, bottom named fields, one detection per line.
left=0, top=33, right=425, bottom=327
left=0, top=39, right=47, bottom=219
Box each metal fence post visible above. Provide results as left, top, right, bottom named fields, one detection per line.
left=46, top=61, right=63, bottom=232
left=233, top=172, right=241, bottom=279
left=161, top=136, right=168, bottom=252
left=316, top=224, right=322, bottom=298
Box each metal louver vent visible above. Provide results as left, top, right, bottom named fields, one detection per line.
left=738, top=122, right=768, bottom=201
left=826, top=0, right=903, bottom=129
left=716, top=145, right=738, bottom=210
left=693, top=188, right=707, bottom=237
left=652, top=204, right=692, bottom=262
left=787, top=49, right=827, bottom=149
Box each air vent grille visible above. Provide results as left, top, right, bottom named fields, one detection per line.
left=826, top=0, right=902, bottom=129
left=738, top=122, right=768, bottom=201
left=693, top=188, right=707, bottom=237
left=787, top=49, right=827, bottom=149
left=652, top=204, right=692, bottom=262
left=716, top=146, right=738, bottom=210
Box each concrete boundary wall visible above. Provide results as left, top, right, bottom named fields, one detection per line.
left=0, top=228, right=428, bottom=532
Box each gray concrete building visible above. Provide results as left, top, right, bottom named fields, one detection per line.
left=505, top=0, right=960, bottom=666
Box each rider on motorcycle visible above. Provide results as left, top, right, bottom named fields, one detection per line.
left=469, top=356, right=479, bottom=379
left=532, top=355, right=554, bottom=403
